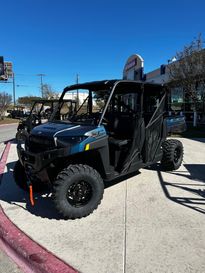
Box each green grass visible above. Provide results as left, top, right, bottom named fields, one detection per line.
left=0, top=118, right=19, bottom=125
left=171, top=124, right=205, bottom=138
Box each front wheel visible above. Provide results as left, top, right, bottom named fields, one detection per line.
left=13, top=160, right=48, bottom=192
left=13, top=160, right=29, bottom=191
left=16, top=130, right=29, bottom=142
left=53, top=164, right=104, bottom=219
left=161, top=139, right=183, bottom=171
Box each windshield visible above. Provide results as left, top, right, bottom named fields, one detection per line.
left=31, top=101, right=59, bottom=119
left=50, top=88, right=110, bottom=125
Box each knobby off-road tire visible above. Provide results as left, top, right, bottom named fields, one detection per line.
left=16, top=130, right=29, bottom=142
left=53, top=164, right=104, bottom=219
left=13, top=160, right=47, bottom=192
left=161, top=139, right=183, bottom=171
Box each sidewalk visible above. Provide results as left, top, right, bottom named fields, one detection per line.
left=0, top=139, right=205, bottom=273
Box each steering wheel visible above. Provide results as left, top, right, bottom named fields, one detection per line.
left=31, top=114, right=41, bottom=125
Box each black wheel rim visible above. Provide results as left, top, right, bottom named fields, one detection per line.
left=174, top=147, right=181, bottom=163
left=66, top=181, right=92, bottom=207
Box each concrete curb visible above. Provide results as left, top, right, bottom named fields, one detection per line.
left=0, top=143, right=78, bottom=273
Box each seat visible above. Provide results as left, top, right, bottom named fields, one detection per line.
left=109, top=137, right=129, bottom=148
left=108, top=113, right=134, bottom=168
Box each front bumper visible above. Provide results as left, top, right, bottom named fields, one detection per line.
left=17, top=144, right=70, bottom=173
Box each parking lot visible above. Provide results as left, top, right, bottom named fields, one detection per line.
left=0, top=138, right=205, bottom=273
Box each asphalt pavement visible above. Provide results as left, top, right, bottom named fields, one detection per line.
left=0, top=124, right=18, bottom=143
left=0, top=138, right=205, bottom=273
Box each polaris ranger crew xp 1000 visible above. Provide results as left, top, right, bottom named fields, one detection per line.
left=14, top=80, right=186, bottom=219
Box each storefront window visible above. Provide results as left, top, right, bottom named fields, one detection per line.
left=171, top=87, right=184, bottom=103
left=169, top=87, right=184, bottom=112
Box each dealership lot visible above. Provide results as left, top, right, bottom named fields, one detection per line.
left=0, top=138, right=205, bottom=273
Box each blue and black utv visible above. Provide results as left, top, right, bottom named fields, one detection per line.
left=14, top=80, right=186, bottom=219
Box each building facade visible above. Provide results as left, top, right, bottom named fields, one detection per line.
left=123, top=54, right=205, bottom=123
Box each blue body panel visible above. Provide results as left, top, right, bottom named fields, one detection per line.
left=31, top=122, right=107, bottom=155
left=32, top=122, right=97, bottom=138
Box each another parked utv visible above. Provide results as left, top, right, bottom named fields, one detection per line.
left=16, top=99, right=76, bottom=141
left=14, top=80, right=186, bottom=219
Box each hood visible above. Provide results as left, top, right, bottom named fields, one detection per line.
left=31, top=122, right=96, bottom=138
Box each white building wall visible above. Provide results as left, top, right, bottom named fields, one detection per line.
left=60, top=91, right=87, bottom=105
left=60, top=91, right=97, bottom=106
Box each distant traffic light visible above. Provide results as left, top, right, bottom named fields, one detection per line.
left=0, top=56, right=4, bottom=76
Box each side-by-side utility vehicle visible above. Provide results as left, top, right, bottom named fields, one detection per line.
left=14, top=80, right=186, bottom=219
left=16, top=99, right=76, bottom=141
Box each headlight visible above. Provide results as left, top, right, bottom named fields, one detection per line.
left=55, top=136, right=87, bottom=147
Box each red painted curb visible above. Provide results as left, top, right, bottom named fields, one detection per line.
left=0, top=207, right=78, bottom=273
left=0, top=143, right=78, bottom=273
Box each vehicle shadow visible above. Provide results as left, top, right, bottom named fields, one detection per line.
left=0, top=161, right=140, bottom=220
left=0, top=161, right=62, bottom=220
left=187, top=138, right=205, bottom=144
left=149, top=163, right=205, bottom=215
left=104, top=170, right=140, bottom=189
left=172, top=164, right=205, bottom=183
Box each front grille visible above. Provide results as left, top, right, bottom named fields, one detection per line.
left=28, top=135, right=55, bottom=153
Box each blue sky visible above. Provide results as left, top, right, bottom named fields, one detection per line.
left=0, top=0, right=205, bottom=100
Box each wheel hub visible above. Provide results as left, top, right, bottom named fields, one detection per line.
left=66, top=180, right=92, bottom=207
left=174, top=147, right=181, bottom=163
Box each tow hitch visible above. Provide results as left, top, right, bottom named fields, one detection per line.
left=26, top=167, right=35, bottom=206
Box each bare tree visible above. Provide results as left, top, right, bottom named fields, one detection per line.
left=0, top=92, right=12, bottom=120
left=42, top=84, right=58, bottom=99
left=167, top=33, right=205, bottom=126
left=17, top=96, right=42, bottom=109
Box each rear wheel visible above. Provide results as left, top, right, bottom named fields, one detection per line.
left=161, top=139, right=183, bottom=171
left=53, top=164, right=104, bottom=219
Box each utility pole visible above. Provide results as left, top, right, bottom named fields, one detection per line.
left=76, top=73, right=79, bottom=108
left=37, top=74, right=46, bottom=97
left=12, top=72, right=16, bottom=106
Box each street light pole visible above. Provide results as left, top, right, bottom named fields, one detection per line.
left=12, top=72, right=16, bottom=106
left=76, top=73, right=79, bottom=108
left=37, top=74, right=46, bottom=97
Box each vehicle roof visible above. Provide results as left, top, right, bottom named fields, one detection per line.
left=63, top=79, right=164, bottom=93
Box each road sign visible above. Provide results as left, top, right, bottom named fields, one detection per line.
left=123, top=54, right=144, bottom=81
left=0, top=58, right=13, bottom=81
left=4, top=62, right=13, bottom=78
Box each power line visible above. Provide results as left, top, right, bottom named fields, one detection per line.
left=37, top=74, right=46, bottom=97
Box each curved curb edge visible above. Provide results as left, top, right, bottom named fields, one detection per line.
left=0, top=143, right=78, bottom=273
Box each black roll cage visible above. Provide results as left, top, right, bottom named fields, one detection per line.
left=55, top=80, right=166, bottom=126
